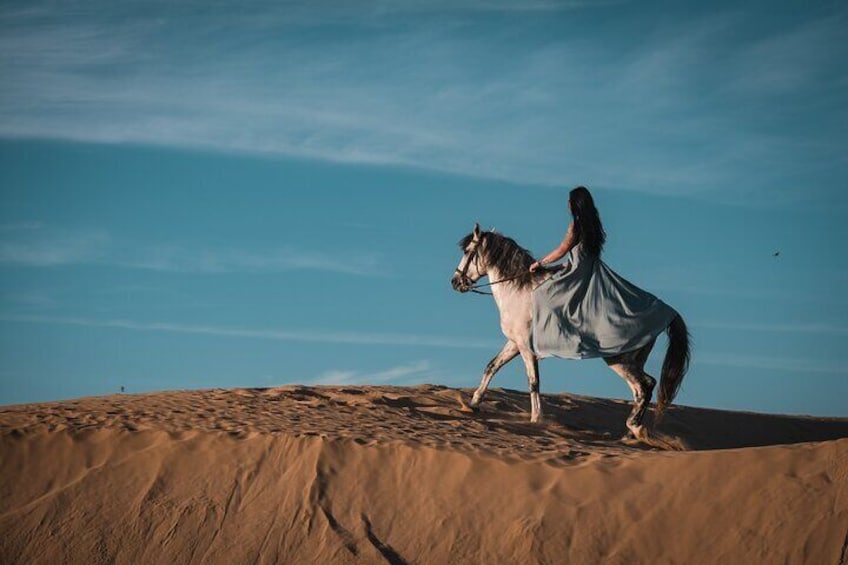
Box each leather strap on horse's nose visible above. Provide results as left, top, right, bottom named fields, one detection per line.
left=455, top=244, right=480, bottom=289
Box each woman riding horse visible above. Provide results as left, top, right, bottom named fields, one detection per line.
left=452, top=186, right=690, bottom=440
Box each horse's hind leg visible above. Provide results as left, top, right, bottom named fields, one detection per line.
left=469, top=340, right=520, bottom=408
left=605, top=340, right=656, bottom=440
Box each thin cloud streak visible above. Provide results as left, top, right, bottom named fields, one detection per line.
left=1, top=291, right=55, bottom=308
left=699, top=353, right=846, bottom=375
left=0, top=225, right=382, bottom=275
left=694, top=321, right=848, bottom=336
left=0, top=314, right=501, bottom=350
left=114, top=246, right=381, bottom=276
left=0, top=229, right=110, bottom=266
left=0, top=222, right=44, bottom=231
left=307, top=360, right=437, bottom=385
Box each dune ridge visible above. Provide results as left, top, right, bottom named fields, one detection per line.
left=2, top=385, right=847, bottom=564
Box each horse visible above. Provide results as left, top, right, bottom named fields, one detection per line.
left=450, top=223, right=690, bottom=440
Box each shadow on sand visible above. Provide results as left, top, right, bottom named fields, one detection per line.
left=462, top=387, right=848, bottom=451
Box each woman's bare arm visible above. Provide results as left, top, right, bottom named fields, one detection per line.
left=530, top=223, right=576, bottom=271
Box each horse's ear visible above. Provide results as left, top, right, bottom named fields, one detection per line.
left=473, top=223, right=481, bottom=239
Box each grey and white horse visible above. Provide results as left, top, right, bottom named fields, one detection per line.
left=451, top=223, right=690, bottom=440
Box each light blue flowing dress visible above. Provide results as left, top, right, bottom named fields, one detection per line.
left=531, top=243, right=677, bottom=359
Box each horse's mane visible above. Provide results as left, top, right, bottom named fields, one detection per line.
left=458, top=230, right=536, bottom=289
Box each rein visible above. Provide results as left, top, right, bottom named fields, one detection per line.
left=465, top=273, right=529, bottom=295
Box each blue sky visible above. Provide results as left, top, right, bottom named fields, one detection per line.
left=1, top=0, right=846, bottom=416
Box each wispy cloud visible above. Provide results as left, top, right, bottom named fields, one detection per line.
left=0, top=227, right=110, bottom=266
left=699, top=352, right=846, bottom=375
left=115, top=245, right=380, bottom=275
left=360, top=0, right=627, bottom=14
left=0, top=222, right=44, bottom=231
left=1, top=2, right=844, bottom=202
left=0, top=314, right=501, bottom=349
left=0, top=224, right=382, bottom=275
left=1, top=291, right=55, bottom=308
left=727, top=13, right=848, bottom=96
left=308, top=360, right=436, bottom=385
left=694, top=321, right=848, bottom=336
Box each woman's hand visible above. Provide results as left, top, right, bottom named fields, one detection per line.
left=529, top=261, right=542, bottom=273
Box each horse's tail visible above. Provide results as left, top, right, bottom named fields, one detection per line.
left=656, top=314, right=691, bottom=419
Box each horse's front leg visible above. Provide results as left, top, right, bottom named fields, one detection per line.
left=519, top=348, right=543, bottom=423
left=468, top=340, right=520, bottom=408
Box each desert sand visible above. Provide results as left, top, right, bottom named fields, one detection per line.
left=1, top=384, right=847, bottom=564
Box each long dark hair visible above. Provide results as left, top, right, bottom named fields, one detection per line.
left=569, top=186, right=606, bottom=256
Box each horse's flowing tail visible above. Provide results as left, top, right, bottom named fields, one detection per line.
left=657, top=314, right=691, bottom=418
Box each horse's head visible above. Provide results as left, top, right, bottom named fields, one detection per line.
left=452, top=223, right=488, bottom=293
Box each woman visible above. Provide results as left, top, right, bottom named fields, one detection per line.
left=529, top=186, right=677, bottom=359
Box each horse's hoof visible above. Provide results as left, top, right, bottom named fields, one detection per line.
left=456, top=393, right=479, bottom=413
left=622, top=427, right=649, bottom=442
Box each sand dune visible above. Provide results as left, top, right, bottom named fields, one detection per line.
left=1, top=385, right=847, bottom=564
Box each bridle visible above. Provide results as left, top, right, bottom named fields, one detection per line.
left=454, top=241, right=484, bottom=293
left=455, top=240, right=531, bottom=295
